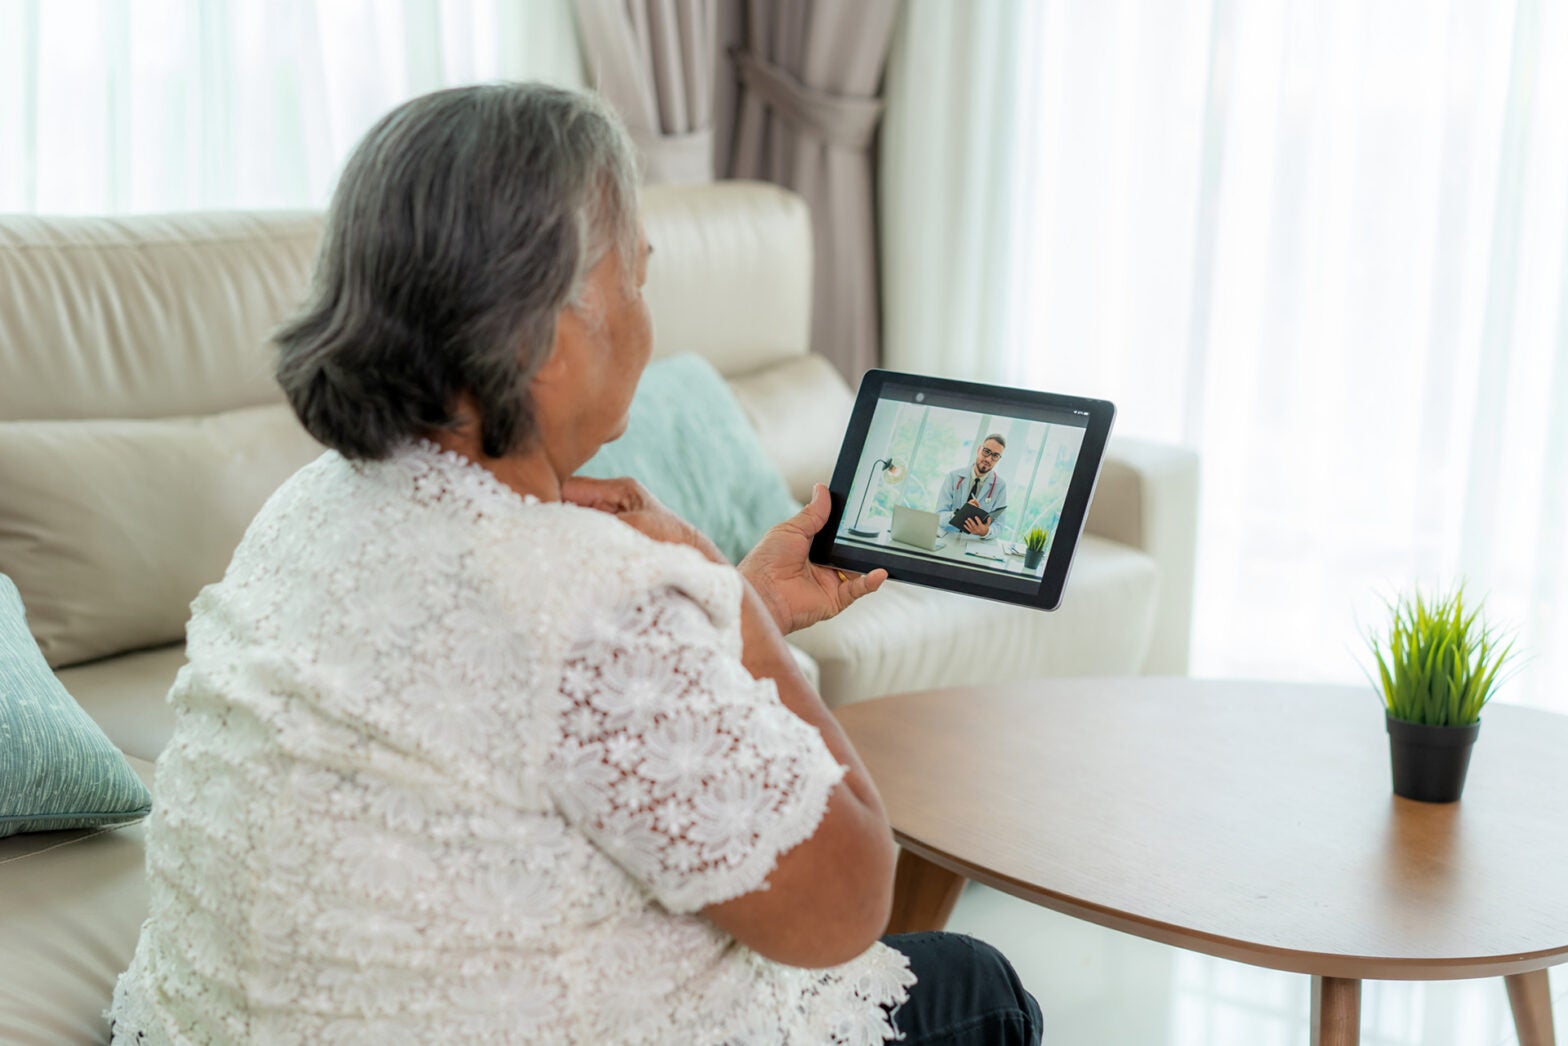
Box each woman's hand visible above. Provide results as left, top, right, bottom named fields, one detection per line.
left=739, top=484, right=888, bottom=635
left=561, top=476, right=726, bottom=564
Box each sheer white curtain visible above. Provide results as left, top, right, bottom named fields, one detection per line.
left=0, top=0, right=583, bottom=214
left=883, top=0, right=1568, bottom=711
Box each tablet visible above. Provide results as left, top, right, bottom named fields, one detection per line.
left=810, top=370, right=1115, bottom=612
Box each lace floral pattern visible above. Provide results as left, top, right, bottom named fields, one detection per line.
left=107, top=442, right=913, bottom=1044
left=550, top=590, right=852, bottom=915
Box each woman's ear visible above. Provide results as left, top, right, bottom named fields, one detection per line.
left=531, top=313, right=582, bottom=389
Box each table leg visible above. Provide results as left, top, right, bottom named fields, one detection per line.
left=1506, top=970, right=1557, bottom=1046
left=1310, top=976, right=1361, bottom=1046
left=885, top=848, right=968, bottom=934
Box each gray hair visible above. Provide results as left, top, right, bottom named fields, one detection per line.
left=984, top=433, right=1007, bottom=448
left=274, top=82, right=639, bottom=459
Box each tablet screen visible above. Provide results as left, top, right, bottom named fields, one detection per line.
left=810, top=370, right=1114, bottom=611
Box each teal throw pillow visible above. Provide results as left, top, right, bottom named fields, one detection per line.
left=580, top=354, right=801, bottom=563
left=0, top=574, right=152, bottom=836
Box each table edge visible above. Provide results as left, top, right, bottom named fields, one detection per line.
left=898, top=835, right=1568, bottom=981
left=839, top=681, right=1568, bottom=981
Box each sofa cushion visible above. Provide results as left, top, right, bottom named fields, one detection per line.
left=579, top=354, right=801, bottom=563
left=642, top=182, right=811, bottom=378
left=796, top=535, right=1160, bottom=707
left=55, top=644, right=186, bottom=764
left=0, top=575, right=151, bottom=836
left=0, top=403, right=321, bottom=668
left=0, top=757, right=150, bottom=1044
left=0, top=211, right=319, bottom=423
left=727, top=353, right=855, bottom=504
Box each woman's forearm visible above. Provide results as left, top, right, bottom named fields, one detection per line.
left=698, top=577, right=896, bottom=967
left=735, top=578, right=888, bottom=820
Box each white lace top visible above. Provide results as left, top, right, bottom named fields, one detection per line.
left=108, top=443, right=913, bottom=1044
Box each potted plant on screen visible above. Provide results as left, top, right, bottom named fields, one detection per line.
left=1367, top=585, right=1516, bottom=803
left=1022, top=527, right=1049, bottom=571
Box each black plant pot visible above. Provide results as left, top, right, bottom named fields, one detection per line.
left=1385, top=713, right=1480, bottom=803
left=1023, top=548, right=1044, bottom=570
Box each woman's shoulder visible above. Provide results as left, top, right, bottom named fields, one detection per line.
left=233, top=441, right=740, bottom=627
left=494, top=500, right=740, bottom=620
left=371, top=446, right=741, bottom=620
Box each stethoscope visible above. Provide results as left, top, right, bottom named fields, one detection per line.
left=954, top=472, right=998, bottom=501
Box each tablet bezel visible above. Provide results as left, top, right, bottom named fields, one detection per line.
left=809, top=369, right=1115, bottom=612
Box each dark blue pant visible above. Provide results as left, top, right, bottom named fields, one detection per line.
left=881, top=932, right=1043, bottom=1045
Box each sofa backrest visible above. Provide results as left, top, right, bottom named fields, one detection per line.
left=0, top=181, right=849, bottom=669
left=0, top=183, right=815, bottom=417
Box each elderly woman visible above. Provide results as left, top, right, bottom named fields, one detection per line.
left=107, top=84, right=1040, bottom=1044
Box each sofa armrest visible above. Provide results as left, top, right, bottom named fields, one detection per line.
left=1084, top=435, right=1200, bottom=674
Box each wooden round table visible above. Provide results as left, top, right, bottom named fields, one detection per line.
left=834, top=678, right=1568, bottom=1046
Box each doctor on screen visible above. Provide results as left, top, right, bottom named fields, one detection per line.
left=936, top=434, right=1008, bottom=539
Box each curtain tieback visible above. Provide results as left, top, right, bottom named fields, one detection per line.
left=731, top=48, right=885, bottom=150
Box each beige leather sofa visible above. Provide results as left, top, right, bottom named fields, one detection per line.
left=0, top=181, right=1198, bottom=1042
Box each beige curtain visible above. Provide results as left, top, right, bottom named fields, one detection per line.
left=575, top=0, right=720, bottom=184
left=729, top=0, right=899, bottom=382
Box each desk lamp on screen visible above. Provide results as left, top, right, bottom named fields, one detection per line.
left=847, top=458, right=906, bottom=537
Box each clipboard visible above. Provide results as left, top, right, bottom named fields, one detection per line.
left=948, top=502, right=993, bottom=531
